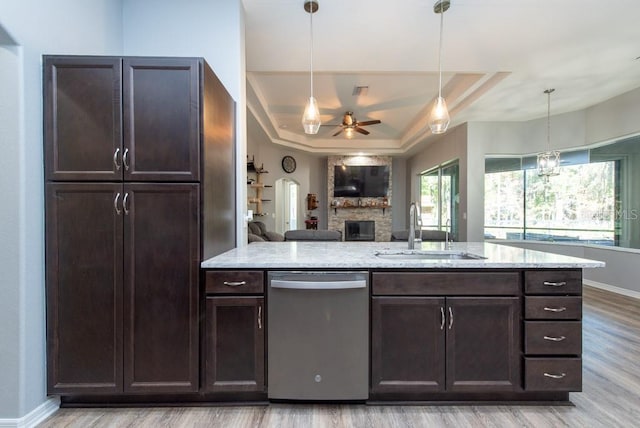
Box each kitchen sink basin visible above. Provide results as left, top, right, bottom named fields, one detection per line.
left=374, top=250, right=487, bottom=260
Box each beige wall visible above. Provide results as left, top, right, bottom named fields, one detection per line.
left=407, top=124, right=470, bottom=240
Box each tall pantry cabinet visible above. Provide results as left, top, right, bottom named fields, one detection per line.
left=44, top=56, right=236, bottom=396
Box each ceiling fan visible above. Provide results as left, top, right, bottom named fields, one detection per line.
left=331, top=111, right=381, bottom=138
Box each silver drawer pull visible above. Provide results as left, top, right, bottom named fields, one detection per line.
left=543, top=281, right=567, bottom=287
left=543, top=335, right=566, bottom=342
left=114, top=192, right=121, bottom=215
left=223, top=281, right=246, bottom=287
left=543, top=372, right=566, bottom=379
left=440, top=307, right=445, bottom=330
left=123, top=148, right=130, bottom=170
left=543, top=306, right=567, bottom=312
left=122, top=192, right=130, bottom=215
left=113, top=148, right=121, bottom=170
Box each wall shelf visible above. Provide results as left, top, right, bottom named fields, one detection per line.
left=331, top=205, right=390, bottom=215
left=247, top=157, right=270, bottom=216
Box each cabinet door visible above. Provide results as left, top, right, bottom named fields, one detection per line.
left=446, top=297, right=521, bottom=392
left=205, top=297, right=265, bottom=392
left=122, top=183, right=200, bottom=393
left=122, top=58, right=200, bottom=182
left=371, top=297, right=446, bottom=394
left=44, top=56, right=123, bottom=181
left=46, top=183, right=123, bottom=394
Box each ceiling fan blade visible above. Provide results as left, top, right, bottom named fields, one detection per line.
left=332, top=128, right=344, bottom=137
left=354, top=127, right=370, bottom=135
left=356, top=120, right=381, bottom=127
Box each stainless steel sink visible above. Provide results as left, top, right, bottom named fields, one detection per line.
left=374, top=250, right=486, bottom=260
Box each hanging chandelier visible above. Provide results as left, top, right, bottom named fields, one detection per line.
left=301, top=0, right=321, bottom=134
left=428, top=0, right=451, bottom=134
left=537, top=89, right=561, bottom=181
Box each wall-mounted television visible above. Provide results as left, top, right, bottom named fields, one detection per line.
left=333, top=165, right=389, bottom=197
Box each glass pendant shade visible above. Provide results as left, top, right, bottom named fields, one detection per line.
left=537, top=150, right=561, bottom=178
left=428, top=96, right=450, bottom=134
left=344, top=127, right=354, bottom=139
left=302, top=96, right=321, bottom=134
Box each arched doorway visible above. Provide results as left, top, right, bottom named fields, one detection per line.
left=274, top=178, right=300, bottom=234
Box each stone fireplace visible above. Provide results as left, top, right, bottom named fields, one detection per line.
left=327, top=155, right=392, bottom=241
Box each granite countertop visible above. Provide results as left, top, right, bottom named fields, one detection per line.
left=201, top=241, right=605, bottom=269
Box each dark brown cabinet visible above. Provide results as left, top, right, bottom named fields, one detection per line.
left=46, top=183, right=199, bottom=394
left=205, top=297, right=265, bottom=393
left=122, top=183, right=200, bottom=393
left=46, top=183, right=123, bottom=394
left=523, top=270, right=583, bottom=392
left=371, top=297, right=445, bottom=393
left=203, top=271, right=266, bottom=395
left=44, top=55, right=236, bottom=399
left=445, top=297, right=521, bottom=392
left=370, top=271, right=521, bottom=399
left=45, top=56, right=200, bottom=182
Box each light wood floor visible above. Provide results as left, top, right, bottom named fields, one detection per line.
left=38, top=286, right=640, bottom=428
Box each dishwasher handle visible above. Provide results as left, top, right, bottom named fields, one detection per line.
left=270, top=279, right=366, bottom=290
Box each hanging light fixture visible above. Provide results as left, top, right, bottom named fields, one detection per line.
left=428, top=0, right=451, bottom=134
left=537, top=89, right=561, bottom=181
left=302, top=0, right=321, bottom=134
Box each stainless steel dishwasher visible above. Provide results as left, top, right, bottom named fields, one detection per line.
left=267, top=271, right=369, bottom=401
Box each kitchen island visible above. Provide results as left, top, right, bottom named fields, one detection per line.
left=202, top=241, right=603, bottom=404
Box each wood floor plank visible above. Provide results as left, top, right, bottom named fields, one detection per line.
left=38, top=285, right=640, bottom=428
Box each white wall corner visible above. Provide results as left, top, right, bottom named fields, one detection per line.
left=583, top=279, right=640, bottom=301
left=0, top=397, right=59, bottom=428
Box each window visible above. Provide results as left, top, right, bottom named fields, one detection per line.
left=420, top=161, right=459, bottom=239
left=485, top=154, right=618, bottom=245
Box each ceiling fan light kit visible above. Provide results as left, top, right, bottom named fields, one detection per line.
left=428, top=0, right=451, bottom=135
left=331, top=111, right=381, bottom=138
left=302, top=0, right=321, bottom=134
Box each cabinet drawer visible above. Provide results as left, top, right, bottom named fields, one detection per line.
left=525, top=296, right=582, bottom=320
left=205, top=270, right=264, bottom=294
left=372, top=272, right=521, bottom=296
left=524, top=270, right=582, bottom=295
left=525, top=321, right=582, bottom=355
left=525, top=358, right=582, bottom=391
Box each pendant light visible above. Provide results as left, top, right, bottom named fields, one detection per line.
left=428, top=0, right=451, bottom=134
left=537, top=89, right=561, bottom=181
left=302, top=0, right=321, bottom=134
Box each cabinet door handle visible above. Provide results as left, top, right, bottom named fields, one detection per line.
left=123, top=192, right=130, bottom=215
left=543, top=281, right=567, bottom=287
left=113, top=148, right=121, bottom=170
left=123, top=148, right=130, bottom=171
left=543, top=335, right=566, bottom=342
left=448, top=307, right=453, bottom=330
left=543, top=372, right=566, bottom=379
left=543, top=306, right=567, bottom=312
left=223, top=281, right=246, bottom=287
left=114, top=192, right=121, bottom=215
left=440, top=307, right=445, bottom=330
left=258, top=305, right=262, bottom=330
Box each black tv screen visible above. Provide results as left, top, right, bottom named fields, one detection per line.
left=333, top=165, right=389, bottom=197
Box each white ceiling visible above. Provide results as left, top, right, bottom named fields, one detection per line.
left=243, top=0, right=640, bottom=155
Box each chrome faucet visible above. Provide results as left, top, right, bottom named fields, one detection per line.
left=408, top=202, right=422, bottom=249
left=445, top=218, right=452, bottom=249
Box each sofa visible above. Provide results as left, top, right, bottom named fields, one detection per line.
left=390, top=229, right=449, bottom=242
left=284, top=229, right=342, bottom=241
left=248, top=221, right=285, bottom=243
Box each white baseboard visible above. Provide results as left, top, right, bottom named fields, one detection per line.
left=0, top=397, right=59, bottom=428
left=584, top=279, right=640, bottom=300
